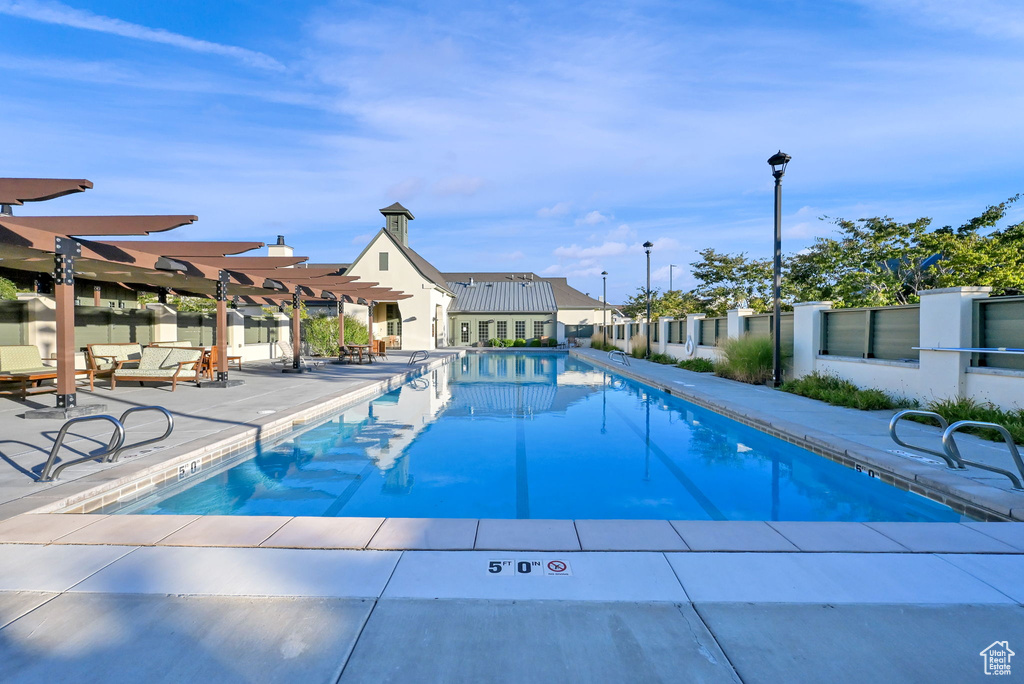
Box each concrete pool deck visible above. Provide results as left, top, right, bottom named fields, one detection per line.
left=1, top=347, right=1024, bottom=681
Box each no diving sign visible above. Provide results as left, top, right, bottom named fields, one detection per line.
left=487, top=559, right=572, bottom=576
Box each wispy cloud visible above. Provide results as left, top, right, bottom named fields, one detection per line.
left=537, top=201, right=572, bottom=218
left=577, top=210, right=611, bottom=226
left=0, top=0, right=285, bottom=70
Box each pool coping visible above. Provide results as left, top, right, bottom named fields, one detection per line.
left=0, top=515, right=1021, bottom=554
left=572, top=349, right=1024, bottom=522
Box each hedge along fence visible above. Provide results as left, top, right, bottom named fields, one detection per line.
left=743, top=312, right=794, bottom=356
left=974, top=295, right=1024, bottom=371
left=0, top=300, right=27, bottom=345
left=176, top=311, right=217, bottom=346
left=699, top=317, right=727, bottom=346
left=243, top=315, right=279, bottom=345
left=74, top=306, right=155, bottom=347
left=820, top=305, right=920, bottom=361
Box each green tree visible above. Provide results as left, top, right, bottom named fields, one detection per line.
left=620, top=287, right=703, bottom=320
left=688, top=248, right=773, bottom=316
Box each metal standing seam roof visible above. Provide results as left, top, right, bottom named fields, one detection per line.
left=442, top=272, right=606, bottom=309
left=447, top=279, right=557, bottom=313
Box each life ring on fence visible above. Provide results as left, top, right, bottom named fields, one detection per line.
left=684, top=335, right=695, bottom=357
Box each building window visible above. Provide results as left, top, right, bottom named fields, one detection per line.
left=378, top=252, right=389, bottom=271
left=533, top=321, right=544, bottom=338
left=496, top=321, right=507, bottom=339
left=478, top=321, right=489, bottom=342
left=515, top=320, right=526, bottom=339
left=460, top=322, right=470, bottom=343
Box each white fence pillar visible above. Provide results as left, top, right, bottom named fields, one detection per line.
left=727, top=308, right=754, bottom=339
left=19, top=294, right=56, bottom=359
left=227, top=310, right=245, bottom=355
left=918, top=287, right=992, bottom=402
left=686, top=313, right=705, bottom=349
left=792, top=301, right=832, bottom=378
left=146, top=303, right=177, bottom=343
left=658, top=317, right=672, bottom=355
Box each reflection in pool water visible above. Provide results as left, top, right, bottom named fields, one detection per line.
left=118, top=352, right=962, bottom=521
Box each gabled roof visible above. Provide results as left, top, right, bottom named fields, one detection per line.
left=350, top=229, right=453, bottom=295
left=447, top=280, right=557, bottom=313
left=380, top=202, right=414, bottom=219
left=442, top=272, right=606, bottom=309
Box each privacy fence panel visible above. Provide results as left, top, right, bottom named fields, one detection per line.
left=742, top=313, right=794, bottom=356
left=565, top=324, right=594, bottom=339
left=244, top=315, right=279, bottom=344
left=0, top=301, right=27, bottom=345
left=974, top=296, right=1024, bottom=370
left=821, top=306, right=919, bottom=361
left=74, top=306, right=154, bottom=349
left=176, top=312, right=217, bottom=346
left=699, top=317, right=726, bottom=346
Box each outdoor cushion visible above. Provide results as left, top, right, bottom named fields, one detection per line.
left=0, top=346, right=47, bottom=373
left=137, top=347, right=172, bottom=370
left=163, top=348, right=202, bottom=369
left=150, top=341, right=193, bottom=347
left=112, top=369, right=178, bottom=377
left=89, top=343, right=142, bottom=370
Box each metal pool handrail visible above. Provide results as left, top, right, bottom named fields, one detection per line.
left=608, top=350, right=630, bottom=366
left=888, top=409, right=960, bottom=469
left=942, top=421, right=1024, bottom=490
left=408, top=350, right=429, bottom=365
left=106, top=406, right=175, bottom=463
left=38, top=415, right=125, bottom=482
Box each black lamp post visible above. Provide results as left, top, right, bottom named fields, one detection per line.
left=601, top=270, right=608, bottom=344
left=767, top=150, right=791, bottom=387
left=643, top=241, right=654, bottom=359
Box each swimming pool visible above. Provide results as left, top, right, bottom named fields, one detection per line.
left=109, top=352, right=962, bottom=521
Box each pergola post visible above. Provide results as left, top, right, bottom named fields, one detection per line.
left=338, top=299, right=345, bottom=347
left=25, top=237, right=106, bottom=418
left=281, top=285, right=306, bottom=373
left=197, top=270, right=243, bottom=388
left=367, top=301, right=375, bottom=351
left=215, top=271, right=229, bottom=382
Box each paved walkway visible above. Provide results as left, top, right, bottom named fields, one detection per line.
left=1, top=540, right=1022, bottom=683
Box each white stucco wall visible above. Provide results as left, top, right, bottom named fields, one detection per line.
left=343, top=232, right=453, bottom=350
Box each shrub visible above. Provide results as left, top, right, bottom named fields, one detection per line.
left=488, top=338, right=503, bottom=347
left=923, top=397, right=1024, bottom=446
left=715, top=335, right=776, bottom=384
left=629, top=333, right=648, bottom=359
left=0, top=276, right=17, bottom=301
left=528, top=339, right=541, bottom=347
left=502, top=338, right=515, bottom=347
left=677, top=358, right=716, bottom=372
left=304, top=314, right=369, bottom=356
left=513, top=338, right=526, bottom=347
left=648, top=352, right=676, bottom=365
left=780, top=372, right=916, bottom=411
left=544, top=338, right=558, bottom=347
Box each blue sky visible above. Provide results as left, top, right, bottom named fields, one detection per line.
left=2, top=0, right=1022, bottom=302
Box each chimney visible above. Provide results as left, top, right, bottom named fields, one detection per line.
left=380, top=202, right=414, bottom=247
left=469, top=277, right=475, bottom=287
left=268, top=235, right=293, bottom=258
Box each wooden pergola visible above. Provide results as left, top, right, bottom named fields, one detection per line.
left=0, top=178, right=409, bottom=415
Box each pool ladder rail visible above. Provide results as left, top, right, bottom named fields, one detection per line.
left=889, top=409, right=1024, bottom=490
left=408, top=350, right=429, bottom=365
left=38, top=406, right=175, bottom=482
left=608, top=350, right=630, bottom=366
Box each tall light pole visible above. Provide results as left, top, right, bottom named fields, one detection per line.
left=669, top=264, right=678, bottom=292
left=601, top=271, right=608, bottom=346
left=643, top=241, right=653, bottom=359
left=768, top=150, right=791, bottom=388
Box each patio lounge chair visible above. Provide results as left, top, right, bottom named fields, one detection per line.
left=110, top=346, right=203, bottom=391
left=86, top=342, right=143, bottom=379
left=274, top=341, right=325, bottom=370
left=0, top=345, right=93, bottom=399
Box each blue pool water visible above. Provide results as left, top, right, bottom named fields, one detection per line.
left=116, top=352, right=962, bottom=521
